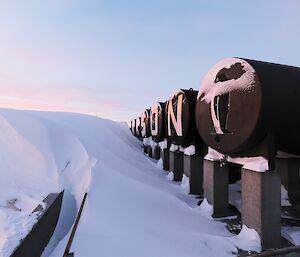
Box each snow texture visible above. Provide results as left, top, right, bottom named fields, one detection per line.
left=180, top=175, right=190, bottom=194
left=170, top=144, right=185, bottom=152
left=143, top=137, right=157, bottom=148
left=0, top=109, right=263, bottom=257
left=0, top=109, right=96, bottom=257
left=183, top=145, right=196, bottom=156
left=282, top=227, right=300, bottom=245
left=229, top=225, right=261, bottom=253
left=205, top=147, right=269, bottom=172
left=158, top=140, right=168, bottom=150
left=198, top=58, right=256, bottom=103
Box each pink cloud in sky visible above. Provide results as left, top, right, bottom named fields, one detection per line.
left=0, top=86, right=125, bottom=120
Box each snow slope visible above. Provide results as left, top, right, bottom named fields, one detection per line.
left=0, top=109, right=260, bottom=257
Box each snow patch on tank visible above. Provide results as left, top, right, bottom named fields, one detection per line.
left=205, top=147, right=268, bottom=172
left=198, top=58, right=256, bottom=102
left=198, top=58, right=256, bottom=135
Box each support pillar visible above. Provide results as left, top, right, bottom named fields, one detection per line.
left=170, top=151, right=184, bottom=181
left=160, top=148, right=170, bottom=171
left=147, top=145, right=153, bottom=158
left=143, top=145, right=148, bottom=154
left=153, top=145, right=161, bottom=160
left=184, top=154, right=203, bottom=195
left=203, top=159, right=229, bottom=218
left=241, top=168, right=281, bottom=250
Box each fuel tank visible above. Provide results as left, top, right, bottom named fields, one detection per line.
left=166, top=89, right=203, bottom=148
left=150, top=102, right=166, bottom=142
left=141, top=109, right=151, bottom=138
left=195, top=57, right=300, bottom=157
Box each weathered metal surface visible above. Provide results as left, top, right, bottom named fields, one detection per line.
left=196, top=58, right=300, bottom=162
left=11, top=191, right=64, bottom=257
left=150, top=102, right=166, bottom=142
left=166, top=89, right=200, bottom=148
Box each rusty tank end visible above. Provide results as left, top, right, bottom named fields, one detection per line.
left=196, top=57, right=300, bottom=159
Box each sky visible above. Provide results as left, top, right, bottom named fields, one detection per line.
left=0, top=0, right=299, bottom=121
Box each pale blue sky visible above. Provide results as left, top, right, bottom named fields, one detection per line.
left=0, top=0, right=299, bottom=120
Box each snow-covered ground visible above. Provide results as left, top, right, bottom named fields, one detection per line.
left=0, top=109, right=261, bottom=257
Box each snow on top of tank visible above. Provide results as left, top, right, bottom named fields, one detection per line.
left=198, top=58, right=256, bottom=103
left=141, top=109, right=150, bottom=119
left=151, top=102, right=162, bottom=111
left=136, top=116, right=141, bottom=125
left=168, top=89, right=184, bottom=101
left=141, top=109, right=150, bottom=116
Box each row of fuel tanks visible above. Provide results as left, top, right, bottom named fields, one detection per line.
left=128, top=57, right=300, bottom=252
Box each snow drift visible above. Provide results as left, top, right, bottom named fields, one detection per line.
left=0, top=109, right=261, bottom=257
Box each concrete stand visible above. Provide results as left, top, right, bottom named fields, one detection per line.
left=153, top=145, right=161, bottom=160
left=147, top=145, right=153, bottom=158
left=184, top=154, right=203, bottom=195
left=203, top=159, right=230, bottom=218
left=242, top=168, right=281, bottom=250
left=143, top=145, right=148, bottom=154
left=170, top=151, right=184, bottom=181
left=160, top=148, right=170, bottom=170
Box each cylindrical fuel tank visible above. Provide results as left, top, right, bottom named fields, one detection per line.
left=150, top=102, right=166, bottom=142
left=141, top=109, right=151, bottom=138
left=196, top=57, right=300, bottom=156
left=131, top=119, right=136, bottom=136
left=129, top=120, right=133, bottom=134
left=135, top=116, right=142, bottom=137
left=166, top=89, right=201, bottom=148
